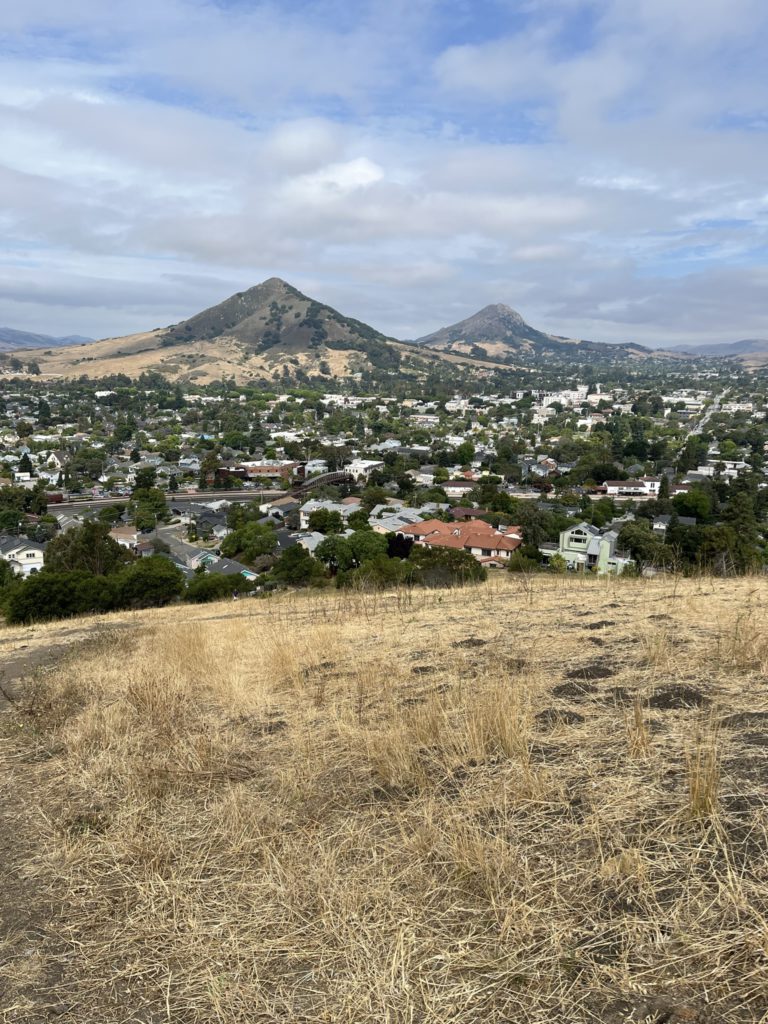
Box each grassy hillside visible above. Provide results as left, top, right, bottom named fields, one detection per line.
left=1, top=575, right=767, bottom=1022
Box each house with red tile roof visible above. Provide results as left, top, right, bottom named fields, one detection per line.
left=398, top=518, right=522, bottom=563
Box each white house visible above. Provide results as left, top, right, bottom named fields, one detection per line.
left=346, top=459, right=385, bottom=482
left=443, top=480, right=476, bottom=500
left=0, top=535, right=46, bottom=576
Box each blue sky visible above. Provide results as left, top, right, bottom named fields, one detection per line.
left=1, top=0, right=768, bottom=346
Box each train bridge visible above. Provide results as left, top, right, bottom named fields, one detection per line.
left=290, top=471, right=355, bottom=496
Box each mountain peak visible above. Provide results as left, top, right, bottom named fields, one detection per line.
left=415, top=302, right=547, bottom=350
left=157, top=277, right=397, bottom=369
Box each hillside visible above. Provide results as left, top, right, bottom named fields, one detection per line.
left=0, top=327, right=92, bottom=352
left=6, top=282, right=687, bottom=384
left=416, top=304, right=673, bottom=365
left=670, top=338, right=768, bottom=363
left=8, top=279, right=407, bottom=384
left=1, top=575, right=766, bottom=1022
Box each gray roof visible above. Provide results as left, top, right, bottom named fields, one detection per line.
left=203, top=556, right=256, bottom=578
left=0, top=534, right=45, bottom=555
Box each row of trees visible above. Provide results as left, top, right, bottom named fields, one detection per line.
left=0, top=520, right=488, bottom=624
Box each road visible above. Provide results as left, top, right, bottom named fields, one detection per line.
left=50, top=488, right=284, bottom=513
left=686, top=391, right=727, bottom=437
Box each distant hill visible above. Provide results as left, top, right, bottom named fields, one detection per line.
left=9, top=278, right=409, bottom=383
left=0, top=327, right=93, bottom=352
left=667, top=338, right=768, bottom=358
left=10, top=282, right=710, bottom=383
left=158, top=277, right=399, bottom=370
left=414, top=304, right=661, bottom=365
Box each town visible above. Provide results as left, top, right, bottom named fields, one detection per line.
left=1, top=360, right=766, bottom=620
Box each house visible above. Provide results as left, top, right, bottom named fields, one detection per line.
left=603, top=480, right=649, bottom=497
left=0, top=535, right=46, bottom=576
left=347, top=459, right=385, bottom=482
left=397, top=519, right=522, bottom=563
left=540, top=522, right=634, bottom=575
left=197, top=554, right=259, bottom=581
left=109, top=525, right=139, bottom=550
left=370, top=511, right=427, bottom=535
left=46, top=451, right=69, bottom=470
left=294, top=531, right=328, bottom=554
left=259, top=496, right=300, bottom=519
left=443, top=480, right=476, bottom=500
left=450, top=507, right=491, bottom=521
left=298, top=498, right=362, bottom=529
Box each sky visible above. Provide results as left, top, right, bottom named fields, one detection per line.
left=1, top=0, right=768, bottom=347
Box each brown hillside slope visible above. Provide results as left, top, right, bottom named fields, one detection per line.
left=9, top=278, right=405, bottom=384
left=1, top=575, right=767, bottom=1022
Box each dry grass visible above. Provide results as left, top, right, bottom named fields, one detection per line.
left=2, top=574, right=768, bottom=1022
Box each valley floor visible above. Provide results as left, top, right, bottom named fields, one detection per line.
left=1, top=575, right=767, bottom=1023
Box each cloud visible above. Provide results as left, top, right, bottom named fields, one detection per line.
left=0, top=0, right=767, bottom=344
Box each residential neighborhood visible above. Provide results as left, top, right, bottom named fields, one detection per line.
left=0, top=364, right=767, bottom=617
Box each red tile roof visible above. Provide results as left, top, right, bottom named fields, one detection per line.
left=398, top=519, right=453, bottom=538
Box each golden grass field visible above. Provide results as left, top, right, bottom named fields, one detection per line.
left=1, top=574, right=767, bottom=1023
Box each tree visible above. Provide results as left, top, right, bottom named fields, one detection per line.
left=130, top=487, right=168, bottom=526
left=549, top=553, right=567, bottom=573
left=199, top=450, right=221, bottom=489
left=507, top=550, right=541, bottom=573
left=656, top=474, right=671, bottom=513
left=307, top=509, right=344, bottom=534
left=221, top=522, right=277, bottom=564
left=45, top=521, right=133, bottom=576
left=722, top=491, right=762, bottom=571
left=618, top=522, right=670, bottom=571
left=18, top=453, right=33, bottom=475
left=115, top=557, right=184, bottom=608
left=134, top=505, right=158, bottom=532
left=314, top=535, right=354, bottom=574
left=270, top=545, right=325, bottom=585
left=348, top=530, right=388, bottom=566
left=347, top=509, right=371, bottom=531
left=96, top=503, right=126, bottom=526
left=133, top=466, right=157, bottom=490
left=0, top=508, right=21, bottom=533
left=338, top=553, right=411, bottom=589
left=0, top=557, right=16, bottom=592
left=673, top=487, right=711, bottom=522
left=455, top=441, right=475, bottom=466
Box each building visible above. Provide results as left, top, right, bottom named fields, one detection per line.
left=398, top=519, right=522, bottom=564
left=539, top=522, right=633, bottom=575
left=239, top=460, right=299, bottom=482
left=346, top=459, right=385, bottom=482
left=0, top=535, right=46, bottom=576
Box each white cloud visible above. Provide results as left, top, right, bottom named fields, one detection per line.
left=0, top=0, right=767, bottom=344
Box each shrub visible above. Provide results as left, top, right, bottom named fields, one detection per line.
left=5, top=570, right=117, bottom=624
left=185, top=573, right=245, bottom=604
left=115, top=557, right=185, bottom=608
left=407, top=546, right=487, bottom=587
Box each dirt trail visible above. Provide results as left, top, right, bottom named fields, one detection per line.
left=0, top=738, right=72, bottom=1022
left=0, top=623, right=127, bottom=1021
left=0, top=621, right=133, bottom=709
